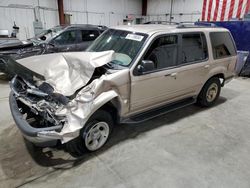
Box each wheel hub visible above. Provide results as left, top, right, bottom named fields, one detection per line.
left=84, top=122, right=109, bottom=151
left=206, top=83, right=218, bottom=102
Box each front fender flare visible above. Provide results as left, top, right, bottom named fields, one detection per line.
left=55, top=90, right=121, bottom=143
left=87, top=90, right=120, bottom=119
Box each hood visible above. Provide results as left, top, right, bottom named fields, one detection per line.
left=0, top=41, right=33, bottom=50
left=17, top=51, right=115, bottom=96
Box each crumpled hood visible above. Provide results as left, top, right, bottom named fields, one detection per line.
left=17, top=50, right=115, bottom=96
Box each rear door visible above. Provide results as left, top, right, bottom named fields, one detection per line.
left=173, top=32, right=210, bottom=96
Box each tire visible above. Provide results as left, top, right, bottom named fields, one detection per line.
left=197, top=77, right=221, bottom=107
left=0, top=73, right=13, bottom=81
left=66, top=110, right=113, bottom=157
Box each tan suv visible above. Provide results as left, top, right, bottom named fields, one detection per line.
left=9, top=24, right=237, bottom=155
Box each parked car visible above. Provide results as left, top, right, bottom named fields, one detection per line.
left=9, top=24, right=236, bottom=156
left=0, top=24, right=107, bottom=78
left=0, top=38, right=23, bottom=48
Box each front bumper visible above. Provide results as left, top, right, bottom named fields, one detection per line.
left=9, top=92, right=62, bottom=147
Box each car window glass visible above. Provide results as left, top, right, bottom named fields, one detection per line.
left=87, top=29, right=148, bottom=67
left=144, top=35, right=178, bottom=70
left=53, top=30, right=77, bottom=45
left=181, top=33, right=208, bottom=64
left=210, top=32, right=236, bottom=59
left=81, top=30, right=99, bottom=41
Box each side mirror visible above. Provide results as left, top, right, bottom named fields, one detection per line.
left=137, top=60, right=155, bottom=73
left=40, top=36, right=46, bottom=41
left=45, top=42, right=56, bottom=53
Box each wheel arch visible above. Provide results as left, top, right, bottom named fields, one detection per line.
left=209, top=73, right=225, bottom=86
left=197, top=72, right=225, bottom=98
left=99, top=97, right=121, bottom=124
left=85, top=90, right=122, bottom=124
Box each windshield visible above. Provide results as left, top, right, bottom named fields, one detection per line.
left=29, top=26, right=65, bottom=45
left=87, top=29, right=148, bottom=67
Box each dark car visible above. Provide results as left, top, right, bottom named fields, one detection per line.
left=0, top=24, right=107, bottom=77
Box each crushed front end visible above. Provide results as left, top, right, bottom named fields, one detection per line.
left=8, top=50, right=124, bottom=147
left=9, top=76, right=67, bottom=146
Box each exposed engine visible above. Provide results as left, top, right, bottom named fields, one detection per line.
left=11, top=76, right=67, bottom=128
left=10, top=64, right=109, bottom=130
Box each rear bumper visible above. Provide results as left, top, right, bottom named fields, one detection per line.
left=9, top=92, right=61, bottom=147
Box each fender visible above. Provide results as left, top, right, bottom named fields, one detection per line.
left=38, top=90, right=122, bottom=143
left=86, top=90, right=121, bottom=119
left=195, top=65, right=227, bottom=97
left=207, top=65, right=226, bottom=81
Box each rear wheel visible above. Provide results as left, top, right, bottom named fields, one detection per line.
left=197, top=77, right=221, bottom=107
left=66, top=110, right=113, bottom=157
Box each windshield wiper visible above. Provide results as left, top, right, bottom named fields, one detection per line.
left=105, top=62, right=114, bottom=69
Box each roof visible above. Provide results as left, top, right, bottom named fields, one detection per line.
left=111, top=24, right=229, bottom=36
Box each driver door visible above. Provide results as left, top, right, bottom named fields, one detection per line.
left=130, top=34, right=181, bottom=112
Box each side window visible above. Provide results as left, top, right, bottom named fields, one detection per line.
left=210, top=32, right=236, bottom=59
left=53, top=30, right=77, bottom=45
left=144, top=35, right=178, bottom=70
left=181, top=33, right=208, bottom=64
left=81, top=30, right=99, bottom=41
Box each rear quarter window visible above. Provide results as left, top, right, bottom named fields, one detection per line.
left=210, top=32, right=236, bottom=59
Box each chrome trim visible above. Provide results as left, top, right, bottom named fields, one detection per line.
left=10, top=75, right=21, bottom=97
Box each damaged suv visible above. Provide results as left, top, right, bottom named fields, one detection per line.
left=9, top=24, right=237, bottom=155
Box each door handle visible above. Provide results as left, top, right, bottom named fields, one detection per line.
left=204, top=65, right=210, bottom=69
left=165, top=72, right=177, bottom=78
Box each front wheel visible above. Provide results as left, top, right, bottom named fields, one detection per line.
left=66, top=110, right=113, bottom=157
left=197, top=77, right=221, bottom=107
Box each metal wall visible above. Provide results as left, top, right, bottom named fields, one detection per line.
left=0, top=6, right=34, bottom=40
left=64, top=0, right=142, bottom=26
left=0, top=0, right=142, bottom=40
left=147, top=0, right=203, bottom=23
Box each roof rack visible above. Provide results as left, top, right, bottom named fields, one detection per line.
left=194, top=22, right=218, bottom=27
left=143, top=21, right=219, bottom=28
left=176, top=22, right=218, bottom=28
left=143, top=21, right=179, bottom=25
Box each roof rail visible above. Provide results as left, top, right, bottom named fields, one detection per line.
left=142, top=20, right=219, bottom=28
left=195, top=22, right=218, bottom=27
left=143, top=21, right=179, bottom=25
left=176, top=22, right=218, bottom=28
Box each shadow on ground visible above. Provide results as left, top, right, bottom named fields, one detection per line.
left=0, top=87, right=240, bottom=187
left=0, top=74, right=11, bottom=82
left=26, top=96, right=229, bottom=168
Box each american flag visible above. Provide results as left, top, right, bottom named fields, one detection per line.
left=202, top=0, right=250, bottom=21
